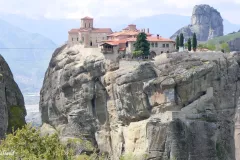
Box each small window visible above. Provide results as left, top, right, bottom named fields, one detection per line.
left=96, top=39, right=97, bottom=43
left=77, top=38, right=78, bottom=41
left=89, top=23, right=91, bottom=27
left=166, top=44, right=169, bottom=48
left=72, top=38, right=73, bottom=41
left=155, top=43, right=158, bottom=47
left=151, top=43, right=154, bottom=47
left=82, top=37, right=84, bottom=42
left=163, top=44, right=165, bottom=48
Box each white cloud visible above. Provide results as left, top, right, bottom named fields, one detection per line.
left=0, top=0, right=240, bottom=24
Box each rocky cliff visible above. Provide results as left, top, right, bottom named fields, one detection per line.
left=40, top=44, right=240, bottom=160
left=0, top=55, right=26, bottom=138
left=171, top=4, right=223, bottom=41
left=228, top=38, right=240, bottom=51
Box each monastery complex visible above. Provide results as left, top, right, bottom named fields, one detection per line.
left=68, top=17, right=176, bottom=58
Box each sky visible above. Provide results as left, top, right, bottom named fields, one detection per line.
left=0, top=0, right=240, bottom=24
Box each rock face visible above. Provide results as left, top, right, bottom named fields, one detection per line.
left=0, top=55, right=26, bottom=138
left=228, top=38, right=240, bottom=51
left=40, top=44, right=240, bottom=160
left=171, top=4, right=223, bottom=41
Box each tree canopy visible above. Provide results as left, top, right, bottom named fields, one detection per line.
left=187, top=38, right=192, bottom=51
left=134, top=32, right=150, bottom=57
left=176, top=36, right=180, bottom=50
left=192, top=33, right=197, bottom=51
left=179, top=33, right=184, bottom=47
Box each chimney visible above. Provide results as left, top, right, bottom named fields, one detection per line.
left=147, top=28, right=149, bottom=33
left=157, top=34, right=159, bottom=39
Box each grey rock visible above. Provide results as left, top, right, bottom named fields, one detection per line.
left=40, top=44, right=240, bottom=160
left=228, top=38, right=240, bottom=51
left=0, top=55, right=25, bottom=138
left=171, top=4, right=223, bottom=41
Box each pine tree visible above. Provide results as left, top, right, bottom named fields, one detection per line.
left=192, top=33, right=197, bottom=51
left=187, top=38, right=192, bottom=51
left=176, top=36, right=180, bottom=50
left=179, top=33, right=184, bottom=47
left=134, top=32, right=150, bottom=58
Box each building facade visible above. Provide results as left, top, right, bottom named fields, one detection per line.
left=68, top=17, right=113, bottom=47
left=100, top=24, right=176, bottom=57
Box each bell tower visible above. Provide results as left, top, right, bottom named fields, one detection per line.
left=81, top=17, right=93, bottom=29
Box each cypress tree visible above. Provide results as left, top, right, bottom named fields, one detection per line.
left=179, top=33, right=184, bottom=47
left=192, top=33, right=197, bottom=51
left=176, top=36, right=180, bottom=50
left=187, top=38, right=192, bottom=51
left=134, top=32, right=150, bottom=58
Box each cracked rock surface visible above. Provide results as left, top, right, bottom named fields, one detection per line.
left=40, top=44, right=240, bottom=160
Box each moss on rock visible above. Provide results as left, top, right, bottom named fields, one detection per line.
left=7, top=105, right=26, bottom=133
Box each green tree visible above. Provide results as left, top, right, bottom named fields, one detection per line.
left=179, top=33, right=184, bottom=47
left=187, top=38, right=192, bottom=51
left=134, top=32, right=150, bottom=58
left=0, top=124, right=74, bottom=160
left=192, top=33, right=197, bottom=51
left=220, top=42, right=230, bottom=53
left=132, top=50, right=143, bottom=58
left=176, top=35, right=180, bottom=50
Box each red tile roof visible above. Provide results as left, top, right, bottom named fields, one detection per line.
left=68, top=28, right=113, bottom=34
left=100, top=39, right=127, bottom=46
left=127, top=36, right=175, bottom=42
left=81, top=16, right=93, bottom=20
left=92, top=28, right=113, bottom=33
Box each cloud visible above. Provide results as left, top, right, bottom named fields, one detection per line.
left=0, top=0, right=240, bottom=24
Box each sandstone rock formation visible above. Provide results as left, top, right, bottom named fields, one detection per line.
left=0, top=55, right=26, bottom=138
left=171, top=4, right=223, bottom=41
left=40, top=44, right=240, bottom=160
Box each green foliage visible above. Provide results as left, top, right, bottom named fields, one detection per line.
left=207, top=32, right=240, bottom=45
left=132, top=50, right=143, bottom=58
left=75, top=152, right=106, bottom=160
left=134, top=32, right=150, bottom=56
left=192, top=33, right=197, bottom=51
left=187, top=38, right=192, bottom=51
left=0, top=124, right=74, bottom=160
left=176, top=35, right=180, bottom=50
left=120, top=153, right=136, bottom=160
left=8, top=105, right=26, bottom=133
left=198, top=43, right=216, bottom=51
left=179, top=33, right=184, bottom=47
left=220, top=42, right=230, bottom=53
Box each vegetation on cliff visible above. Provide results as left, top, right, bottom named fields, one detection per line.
left=134, top=32, right=150, bottom=57
left=7, top=105, right=26, bottom=133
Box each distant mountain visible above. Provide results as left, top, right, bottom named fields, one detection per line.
left=2, top=13, right=239, bottom=45
left=0, top=19, right=57, bottom=94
